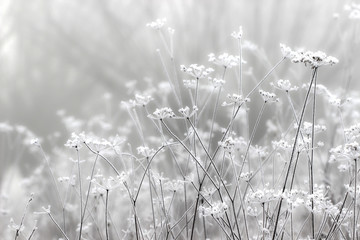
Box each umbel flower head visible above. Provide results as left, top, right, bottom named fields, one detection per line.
left=148, top=107, right=176, bottom=120
left=180, top=64, right=214, bottom=79
left=208, top=53, right=241, bottom=68
left=280, top=43, right=339, bottom=68
left=146, top=18, right=166, bottom=30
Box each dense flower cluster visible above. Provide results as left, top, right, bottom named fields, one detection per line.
left=180, top=64, right=214, bottom=79
left=208, top=53, right=241, bottom=68
left=259, top=90, right=279, bottom=103
left=146, top=18, right=167, bottom=29
left=199, top=201, right=229, bottom=218
left=280, top=44, right=339, bottom=68
left=148, top=107, right=176, bottom=120
left=222, top=93, right=250, bottom=106
left=271, top=79, right=298, bottom=92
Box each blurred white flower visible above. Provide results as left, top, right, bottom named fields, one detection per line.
left=146, top=18, right=166, bottom=29
left=180, top=64, right=214, bottom=79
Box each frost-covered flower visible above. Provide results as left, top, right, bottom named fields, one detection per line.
left=65, top=132, right=83, bottom=149
left=199, top=201, right=228, bottom=218
left=344, top=123, right=360, bottom=140
left=208, top=53, right=242, bottom=68
left=218, top=137, right=236, bottom=153
left=344, top=3, right=360, bottom=19
left=148, top=107, right=176, bottom=120
left=178, top=106, right=198, bottom=118
left=183, top=79, right=197, bottom=89
left=246, top=187, right=281, bottom=203
left=280, top=44, right=339, bottom=68
left=330, top=141, right=360, bottom=162
left=294, top=122, right=327, bottom=136
left=208, top=77, right=225, bottom=88
left=137, top=146, right=156, bottom=157
left=146, top=18, right=166, bottom=29
left=222, top=93, right=250, bottom=106
left=272, top=139, right=292, bottom=150
left=259, top=90, right=279, bottom=103
left=231, top=26, right=243, bottom=39
left=180, top=64, right=214, bottom=79
left=134, top=94, right=153, bottom=106
left=240, top=171, right=253, bottom=182
left=271, top=79, right=298, bottom=92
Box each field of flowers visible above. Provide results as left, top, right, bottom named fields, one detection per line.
left=1, top=1, right=360, bottom=239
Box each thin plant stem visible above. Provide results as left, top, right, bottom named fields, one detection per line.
left=272, top=67, right=318, bottom=239
left=105, top=189, right=109, bottom=240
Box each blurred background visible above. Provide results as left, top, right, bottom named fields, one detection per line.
left=0, top=0, right=359, bottom=236
left=0, top=0, right=357, bottom=138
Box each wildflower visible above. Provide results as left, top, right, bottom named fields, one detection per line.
left=137, top=146, right=156, bottom=157
left=180, top=64, right=214, bottom=79
left=272, top=139, right=292, bottom=150
left=30, top=138, right=41, bottom=146
left=222, top=93, right=250, bottom=106
left=344, top=3, right=360, bottom=19
left=271, top=79, right=298, bottom=92
left=246, top=187, right=281, bottom=203
left=280, top=44, right=339, bottom=68
left=231, top=26, right=243, bottom=39
left=183, top=79, right=197, bottom=89
left=218, top=137, right=236, bottom=153
left=146, top=18, right=166, bottom=30
left=240, top=171, right=253, bottom=182
left=208, top=77, right=225, bottom=88
left=178, top=106, right=198, bottom=118
left=294, top=121, right=327, bottom=136
left=330, top=141, right=360, bottom=162
left=199, top=201, right=228, bottom=218
left=344, top=123, right=360, bottom=140
left=163, top=179, right=184, bottom=192
left=134, top=94, right=153, bottom=106
left=64, top=132, right=83, bottom=149
left=208, top=53, right=242, bottom=68
left=259, top=90, right=279, bottom=103
left=148, top=107, right=176, bottom=120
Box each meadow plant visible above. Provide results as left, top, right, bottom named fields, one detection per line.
left=3, top=16, right=360, bottom=240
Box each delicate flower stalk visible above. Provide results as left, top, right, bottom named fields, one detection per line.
left=272, top=67, right=318, bottom=239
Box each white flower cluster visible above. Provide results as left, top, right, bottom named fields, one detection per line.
left=183, top=79, right=196, bottom=89
left=330, top=141, right=360, bottom=162
left=208, top=53, right=241, bottom=68
left=178, top=106, right=198, bottom=118
left=271, top=79, right=298, bottom=92
left=344, top=123, right=360, bottom=140
left=272, top=139, right=292, bottom=150
left=259, top=90, right=279, bottom=103
left=344, top=3, right=360, bottom=19
left=218, top=136, right=247, bottom=153
left=231, top=26, right=243, bottom=39
left=91, top=175, right=126, bottom=192
left=146, top=18, right=166, bottom=30
left=137, top=146, right=156, bottom=158
left=280, top=44, right=339, bottom=68
left=149, top=107, right=176, bottom=120
left=222, top=93, right=250, bottom=106
left=208, top=77, right=225, bottom=88
left=163, top=179, right=184, bottom=192
left=239, top=171, right=253, bottom=182
left=294, top=122, right=327, bottom=136
left=180, top=64, right=214, bottom=79
left=246, top=187, right=281, bottom=203
left=199, top=201, right=228, bottom=218
left=65, top=132, right=125, bottom=151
